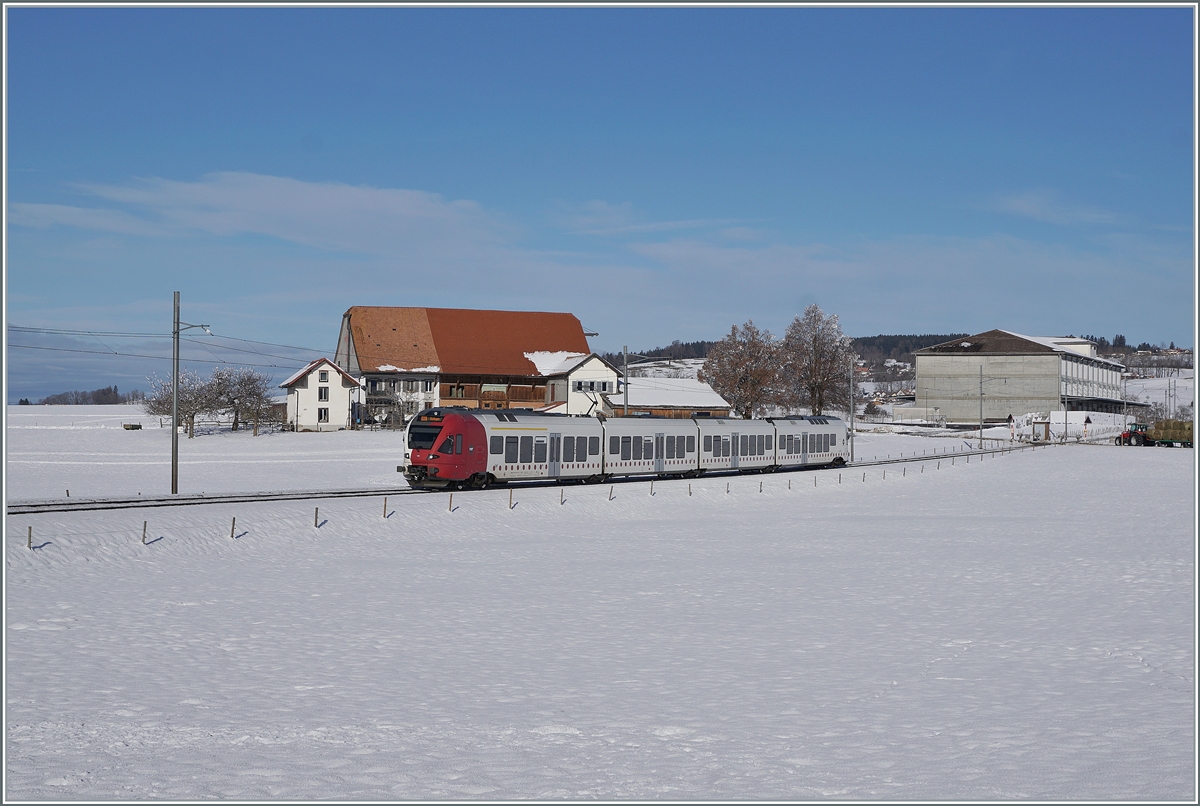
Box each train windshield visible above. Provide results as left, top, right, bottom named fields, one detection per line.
left=407, top=423, right=443, bottom=450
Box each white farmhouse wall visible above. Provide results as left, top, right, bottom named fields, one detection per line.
left=288, top=364, right=358, bottom=432
left=564, top=357, right=620, bottom=415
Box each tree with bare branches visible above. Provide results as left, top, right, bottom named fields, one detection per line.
left=778, top=304, right=856, bottom=416
left=699, top=320, right=778, bottom=419
left=142, top=370, right=210, bottom=438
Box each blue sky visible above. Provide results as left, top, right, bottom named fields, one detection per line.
left=5, top=6, right=1195, bottom=400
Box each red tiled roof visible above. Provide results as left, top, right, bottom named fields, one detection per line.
left=344, top=307, right=591, bottom=376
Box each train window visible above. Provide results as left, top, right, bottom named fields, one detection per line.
left=830, top=433, right=836, bottom=447
left=739, top=435, right=748, bottom=456
left=632, top=435, right=642, bottom=461
left=534, top=437, right=547, bottom=463
left=519, top=436, right=533, bottom=463
left=703, top=435, right=713, bottom=453
left=576, top=438, right=588, bottom=462
left=644, top=437, right=654, bottom=459
left=409, top=423, right=443, bottom=449
left=563, top=436, right=575, bottom=460
left=665, top=436, right=675, bottom=459
left=505, top=436, right=519, bottom=463
left=621, top=436, right=632, bottom=460
left=757, top=435, right=765, bottom=455
left=454, top=434, right=463, bottom=454
left=588, top=437, right=600, bottom=455
left=610, top=436, right=620, bottom=455
left=766, top=435, right=773, bottom=451
left=686, top=435, right=695, bottom=453
left=802, top=434, right=808, bottom=453
left=490, top=435, right=503, bottom=454
left=721, top=436, right=730, bottom=457
left=438, top=436, right=454, bottom=453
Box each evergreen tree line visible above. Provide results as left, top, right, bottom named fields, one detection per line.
left=29, top=386, right=146, bottom=405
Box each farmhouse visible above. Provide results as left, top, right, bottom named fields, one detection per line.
left=280, top=358, right=360, bottom=432
left=333, top=306, right=620, bottom=422
left=909, top=329, right=1137, bottom=423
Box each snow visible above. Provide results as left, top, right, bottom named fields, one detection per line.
left=5, top=405, right=1196, bottom=800
left=522, top=351, right=588, bottom=376
left=614, top=376, right=729, bottom=409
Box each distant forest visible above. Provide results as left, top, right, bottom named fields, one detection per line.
left=21, top=386, right=146, bottom=406
left=602, top=332, right=1186, bottom=370
left=600, top=335, right=968, bottom=368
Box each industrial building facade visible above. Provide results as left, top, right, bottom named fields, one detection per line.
left=910, top=330, right=1129, bottom=423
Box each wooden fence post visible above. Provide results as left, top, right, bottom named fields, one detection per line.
left=230, top=516, right=236, bottom=539
left=314, top=507, right=319, bottom=527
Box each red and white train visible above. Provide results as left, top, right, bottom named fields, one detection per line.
left=401, top=408, right=849, bottom=490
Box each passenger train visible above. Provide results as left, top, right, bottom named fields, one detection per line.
left=401, top=408, right=849, bottom=490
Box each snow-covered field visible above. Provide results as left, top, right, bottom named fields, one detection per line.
left=5, top=406, right=1196, bottom=800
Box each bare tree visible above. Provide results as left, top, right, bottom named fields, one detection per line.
left=142, top=370, right=211, bottom=438
left=778, top=304, right=856, bottom=416
left=211, top=367, right=275, bottom=433
left=698, top=320, right=778, bottom=418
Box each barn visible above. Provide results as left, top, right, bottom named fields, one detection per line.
left=333, top=307, right=620, bottom=423
left=910, top=329, right=1134, bottom=423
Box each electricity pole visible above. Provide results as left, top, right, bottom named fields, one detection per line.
left=978, top=365, right=984, bottom=449
left=848, top=356, right=855, bottom=462
left=171, top=292, right=210, bottom=495
left=623, top=345, right=628, bottom=416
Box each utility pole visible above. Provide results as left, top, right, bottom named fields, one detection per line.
left=848, top=356, right=855, bottom=462
left=623, top=345, right=628, bottom=416
left=172, top=292, right=179, bottom=494
left=974, top=367, right=984, bottom=450
left=171, top=292, right=210, bottom=495
left=978, top=364, right=984, bottom=449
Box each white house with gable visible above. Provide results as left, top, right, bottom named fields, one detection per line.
left=527, top=351, right=621, bottom=415
left=280, top=358, right=361, bottom=432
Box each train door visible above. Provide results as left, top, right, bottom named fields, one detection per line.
left=801, top=432, right=808, bottom=465
left=549, top=433, right=561, bottom=478
left=730, top=431, right=739, bottom=469
left=654, top=433, right=664, bottom=473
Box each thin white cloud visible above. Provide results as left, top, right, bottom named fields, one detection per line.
left=992, top=189, right=1124, bottom=226
left=8, top=202, right=172, bottom=238
left=15, top=173, right=510, bottom=259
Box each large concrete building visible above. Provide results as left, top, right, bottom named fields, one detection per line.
left=909, top=330, right=1130, bottom=423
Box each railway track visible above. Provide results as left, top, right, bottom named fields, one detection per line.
left=6, top=441, right=1056, bottom=516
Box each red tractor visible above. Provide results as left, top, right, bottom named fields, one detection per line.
left=1115, top=423, right=1151, bottom=446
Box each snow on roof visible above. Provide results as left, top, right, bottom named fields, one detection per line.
left=376, top=364, right=440, bottom=373
left=279, top=358, right=359, bottom=388
left=1001, top=331, right=1123, bottom=366
left=523, top=351, right=589, bottom=376
left=608, top=376, right=729, bottom=409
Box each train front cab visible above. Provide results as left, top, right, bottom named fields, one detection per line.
left=403, top=409, right=488, bottom=489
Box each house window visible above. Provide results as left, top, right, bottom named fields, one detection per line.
left=318, top=408, right=329, bottom=423
left=318, top=370, right=329, bottom=382
left=318, top=386, right=329, bottom=402
left=423, top=380, right=435, bottom=392
left=404, top=379, right=418, bottom=393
